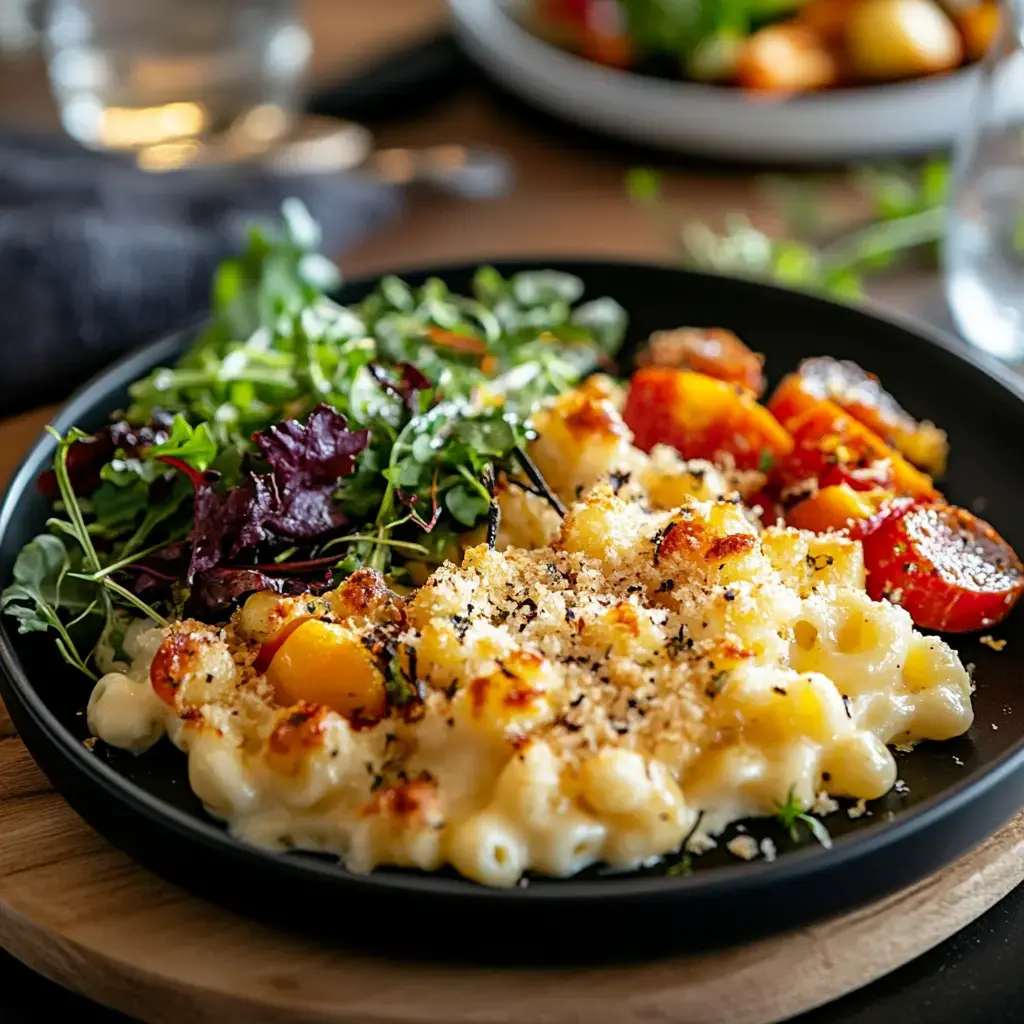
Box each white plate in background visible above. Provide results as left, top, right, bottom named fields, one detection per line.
left=449, top=0, right=1020, bottom=164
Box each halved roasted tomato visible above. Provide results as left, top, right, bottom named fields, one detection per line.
left=860, top=503, right=1024, bottom=632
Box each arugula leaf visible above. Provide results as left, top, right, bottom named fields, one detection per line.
left=148, top=415, right=217, bottom=472
left=1, top=534, right=94, bottom=621
left=1, top=534, right=99, bottom=678
left=45, top=427, right=169, bottom=629
left=89, top=479, right=150, bottom=535
left=445, top=484, right=491, bottom=527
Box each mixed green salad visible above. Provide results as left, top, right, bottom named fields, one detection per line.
left=1, top=201, right=627, bottom=682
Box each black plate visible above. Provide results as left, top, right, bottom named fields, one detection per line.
left=2, top=261, right=1022, bottom=962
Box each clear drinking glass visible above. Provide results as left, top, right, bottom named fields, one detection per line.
left=42, top=0, right=311, bottom=166
left=944, top=0, right=1024, bottom=361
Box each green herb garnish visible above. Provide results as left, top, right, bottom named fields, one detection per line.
left=774, top=786, right=833, bottom=849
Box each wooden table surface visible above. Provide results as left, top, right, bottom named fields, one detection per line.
left=0, top=0, right=949, bottom=490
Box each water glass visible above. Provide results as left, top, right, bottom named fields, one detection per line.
left=944, top=0, right=1024, bottom=361
left=42, top=0, right=311, bottom=166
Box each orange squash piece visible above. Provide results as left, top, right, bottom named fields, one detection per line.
left=636, top=327, right=766, bottom=396
left=265, top=618, right=387, bottom=722
left=787, top=484, right=895, bottom=533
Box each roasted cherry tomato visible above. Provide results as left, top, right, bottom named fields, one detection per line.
left=769, top=357, right=949, bottom=477
left=637, top=327, right=766, bottom=396
left=860, top=503, right=1024, bottom=632
left=623, top=367, right=792, bottom=471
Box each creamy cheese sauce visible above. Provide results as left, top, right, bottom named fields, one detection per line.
left=86, top=384, right=974, bottom=886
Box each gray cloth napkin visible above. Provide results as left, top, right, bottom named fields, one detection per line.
left=0, top=128, right=403, bottom=416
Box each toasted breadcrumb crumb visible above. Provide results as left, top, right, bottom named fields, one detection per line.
left=848, top=799, right=868, bottom=819
left=980, top=635, right=1007, bottom=652
left=688, top=833, right=718, bottom=854
left=812, top=791, right=839, bottom=815
left=727, top=835, right=760, bottom=861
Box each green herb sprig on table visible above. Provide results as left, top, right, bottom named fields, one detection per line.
left=626, top=159, right=950, bottom=302
left=2, top=201, right=628, bottom=681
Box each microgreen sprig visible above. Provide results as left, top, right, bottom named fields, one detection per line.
left=774, top=786, right=833, bottom=849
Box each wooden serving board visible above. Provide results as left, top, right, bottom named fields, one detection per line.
left=0, top=700, right=1021, bottom=1024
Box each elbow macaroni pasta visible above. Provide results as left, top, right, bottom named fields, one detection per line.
left=87, top=382, right=975, bottom=887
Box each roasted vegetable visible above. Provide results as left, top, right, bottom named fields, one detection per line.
left=623, top=367, right=793, bottom=470
left=795, top=0, right=863, bottom=44
left=734, top=24, right=840, bottom=92
left=955, top=0, right=1001, bottom=61
left=637, top=327, right=766, bottom=396
left=265, top=618, right=388, bottom=721
left=786, top=483, right=895, bottom=533
left=769, top=357, right=949, bottom=476
left=784, top=399, right=939, bottom=499
left=845, top=0, right=963, bottom=80
left=860, top=503, right=1024, bottom=632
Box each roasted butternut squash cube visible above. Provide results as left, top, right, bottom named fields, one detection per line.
left=266, top=619, right=387, bottom=722
left=787, top=483, right=893, bottom=534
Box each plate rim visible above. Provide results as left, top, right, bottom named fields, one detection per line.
left=2, top=257, right=1023, bottom=904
